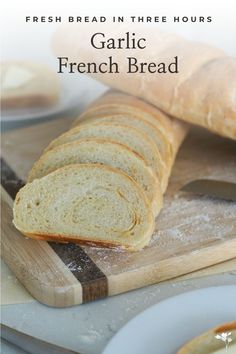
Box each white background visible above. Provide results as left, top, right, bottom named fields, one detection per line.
left=1, top=0, right=236, bottom=64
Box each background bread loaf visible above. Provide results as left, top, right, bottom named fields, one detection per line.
left=53, top=24, right=236, bottom=140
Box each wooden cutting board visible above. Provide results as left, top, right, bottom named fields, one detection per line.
left=1, top=118, right=236, bottom=307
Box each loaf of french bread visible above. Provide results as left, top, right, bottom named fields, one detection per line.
left=53, top=24, right=236, bottom=140
left=13, top=91, right=188, bottom=251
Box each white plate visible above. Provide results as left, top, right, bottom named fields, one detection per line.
left=1, top=74, right=106, bottom=123
left=103, top=286, right=236, bottom=354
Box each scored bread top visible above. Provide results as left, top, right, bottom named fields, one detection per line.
left=14, top=164, right=155, bottom=251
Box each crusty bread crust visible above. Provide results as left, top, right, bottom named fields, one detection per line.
left=22, top=231, right=150, bottom=252
left=215, top=321, right=236, bottom=333
left=53, top=24, right=236, bottom=140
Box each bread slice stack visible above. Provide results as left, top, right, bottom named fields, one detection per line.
left=13, top=91, right=189, bottom=251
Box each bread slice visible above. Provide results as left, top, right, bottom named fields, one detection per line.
left=76, top=91, right=176, bottom=143
left=1, top=61, right=60, bottom=109
left=13, top=164, right=155, bottom=251
left=45, top=122, right=165, bottom=190
left=77, top=113, right=171, bottom=167
left=73, top=90, right=189, bottom=164
left=74, top=91, right=189, bottom=153
left=177, top=321, right=236, bottom=354
left=28, top=138, right=163, bottom=216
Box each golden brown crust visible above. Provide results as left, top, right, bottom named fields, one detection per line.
left=214, top=321, right=236, bottom=334
left=22, top=231, right=140, bottom=251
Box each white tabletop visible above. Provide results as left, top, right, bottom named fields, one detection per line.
left=2, top=271, right=236, bottom=354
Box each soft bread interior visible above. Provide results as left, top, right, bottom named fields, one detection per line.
left=74, top=91, right=189, bottom=149
left=13, top=164, right=155, bottom=251
left=79, top=113, right=172, bottom=170
left=45, top=121, right=164, bottom=190
left=28, top=138, right=163, bottom=216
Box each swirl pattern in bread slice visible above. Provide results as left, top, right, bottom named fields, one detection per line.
left=76, top=91, right=176, bottom=144
left=13, top=164, right=155, bottom=251
left=74, top=91, right=189, bottom=153
left=78, top=114, right=172, bottom=190
left=28, top=138, right=163, bottom=216
left=45, top=121, right=164, bottom=190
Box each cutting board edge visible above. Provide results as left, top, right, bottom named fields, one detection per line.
left=107, top=237, right=236, bottom=296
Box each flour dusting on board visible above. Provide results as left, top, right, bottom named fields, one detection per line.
left=2, top=122, right=236, bottom=280
left=84, top=191, right=236, bottom=274
left=150, top=194, right=236, bottom=246
left=84, top=129, right=236, bottom=274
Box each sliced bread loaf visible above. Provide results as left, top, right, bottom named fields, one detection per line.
left=13, top=164, right=155, bottom=251
left=28, top=138, right=163, bottom=216
left=45, top=122, right=164, bottom=190
left=75, top=103, right=173, bottom=140
left=79, top=114, right=172, bottom=168
left=74, top=91, right=189, bottom=151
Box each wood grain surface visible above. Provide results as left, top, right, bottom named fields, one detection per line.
left=1, top=118, right=236, bottom=307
